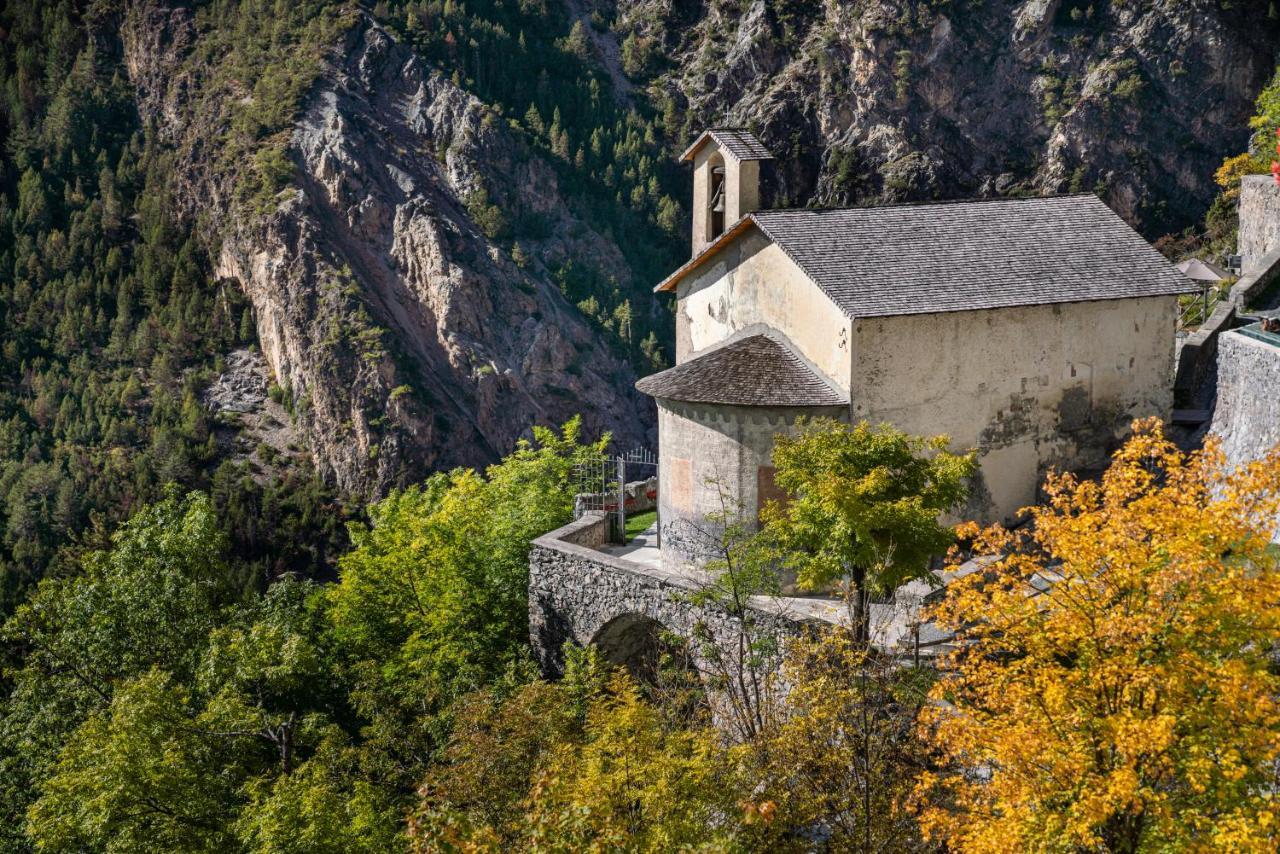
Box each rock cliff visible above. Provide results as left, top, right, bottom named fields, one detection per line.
left=123, top=4, right=655, bottom=496
left=619, top=0, right=1279, bottom=234
left=119, top=0, right=1279, bottom=496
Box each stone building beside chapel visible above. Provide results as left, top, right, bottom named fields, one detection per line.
left=636, top=129, right=1197, bottom=569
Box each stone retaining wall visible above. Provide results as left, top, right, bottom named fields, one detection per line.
left=528, top=513, right=824, bottom=676
left=1209, top=330, right=1280, bottom=541
left=528, top=512, right=938, bottom=678
left=1239, top=176, right=1280, bottom=278
left=1174, top=300, right=1236, bottom=406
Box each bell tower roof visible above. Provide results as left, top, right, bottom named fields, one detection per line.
left=680, top=128, right=773, bottom=163
left=684, top=129, right=772, bottom=255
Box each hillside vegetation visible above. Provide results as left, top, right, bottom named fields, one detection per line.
left=0, top=0, right=349, bottom=611
left=0, top=1, right=1278, bottom=848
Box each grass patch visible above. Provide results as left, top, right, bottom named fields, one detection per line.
left=625, top=508, right=657, bottom=539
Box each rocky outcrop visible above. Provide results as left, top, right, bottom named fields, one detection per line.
left=203, top=349, right=305, bottom=482
left=124, top=5, right=654, bottom=496
left=619, top=0, right=1279, bottom=235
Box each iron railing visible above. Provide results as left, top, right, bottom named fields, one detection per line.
left=572, top=447, right=658, bottom=539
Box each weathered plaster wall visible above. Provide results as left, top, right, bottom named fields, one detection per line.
left=1210, top=331, right=1280, bottom=542
left=656, top=399, right=845, bottom=570
left=676, top=228, right=852, bottom=389
left=1239, top=175, right=1280, bottom=278
left=851, top=296, right=1178, bottom=523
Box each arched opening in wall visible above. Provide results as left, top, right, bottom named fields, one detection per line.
left=591, top=614, right=708, bottom=722
left=708, top=154, right=726, bottom=240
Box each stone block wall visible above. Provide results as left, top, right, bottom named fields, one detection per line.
left=1239, top=176, right=1280, bottom=278
left=528, top=513, right=817, bottom=677
left=1209, top=330, right=1280, bottom=541
left=1173, top=301, right=1236, bottom=407
left=527, top=512, right=939, bottom=687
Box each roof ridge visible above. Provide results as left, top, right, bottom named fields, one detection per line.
left=752, top=192, right=1104, bottom=217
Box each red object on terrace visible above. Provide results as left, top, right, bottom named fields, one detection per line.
left=1273, top=129, right=1280, bottom=186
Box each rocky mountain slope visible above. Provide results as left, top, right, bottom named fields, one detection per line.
left=123, top=2, right=655, bottom=496
left=118, top=0, right=1278, bottom=497
left=618, top=0, right=1279, bottom=234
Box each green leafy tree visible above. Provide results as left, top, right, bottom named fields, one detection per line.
left=412, top=645, right=610, bottom=843
left=234, top=748, right=403, bottom=854
left=21, top=569, right=403, bottom=852
left=767, top=418, right=975, bottom=642
left=27, top=668, right=241, bottom=852
left=325, top=418, right=606, bottom=792
left=4, top=488, right=396, bottom=852
left=1, top=489, right=240, bottom=842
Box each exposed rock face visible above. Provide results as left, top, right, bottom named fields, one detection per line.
left=124, top=5, right=654, bottom=496
left=203, top=348, right=305, bottom=481
left=203, top=349, right=270, bottom=415
left=620, top=0, right=1279, bottom=235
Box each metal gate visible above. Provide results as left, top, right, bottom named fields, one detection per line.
left=572, top=447, right=658, bottom=540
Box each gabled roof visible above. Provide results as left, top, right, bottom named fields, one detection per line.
left=657, top=194, right=1199, bottom=318
left=1176, top=257, right=1229, bottom=283
left=635, top=330, right=846, bottom=407
left=680, top=128, right=774, bottom=163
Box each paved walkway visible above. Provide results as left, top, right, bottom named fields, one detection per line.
left=597, top=524, right=663, bottom=570
left=591, top=523, right=954, bottom=656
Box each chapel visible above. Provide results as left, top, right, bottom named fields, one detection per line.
left=636, top=129, right=1197, bottom=568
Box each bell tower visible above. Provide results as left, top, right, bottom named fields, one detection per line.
left=681, top=129, right=774, bottom=256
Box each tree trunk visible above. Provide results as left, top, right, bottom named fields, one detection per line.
left=851, top=563, right=870, bottom=646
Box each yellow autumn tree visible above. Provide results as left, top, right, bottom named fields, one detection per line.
left=411, top=665, right=764, bottom=853
left=915, top=419, right=1280, bottom=853
left=744, top=630, right=934, bottom=852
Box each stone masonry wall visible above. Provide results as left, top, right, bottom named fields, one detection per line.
left=1210, top=330, right=1280, bottom=541
left=528, top=513, right=828, bottom=677
left=1211, top=330, right=1280, bottom=466
left=1239, top=176, right=1280, bottom=278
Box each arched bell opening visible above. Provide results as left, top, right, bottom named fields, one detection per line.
left=707, top=153, right=726, bottom=240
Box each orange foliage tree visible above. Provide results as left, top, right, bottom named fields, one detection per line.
left=915, top=419, right=1280, bottom=852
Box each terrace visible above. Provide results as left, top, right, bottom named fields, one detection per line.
left=1237, top=319, right=1280, bottom=348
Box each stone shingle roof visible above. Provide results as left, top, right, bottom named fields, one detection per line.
left=635, top=332, right=846, bottom=407
left=659, top=195, right=1199, bottom=317
left=680, top=128, right=774, bottom=163
left=1175, top=257, right=1229, bottom=283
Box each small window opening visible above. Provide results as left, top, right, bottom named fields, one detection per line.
left=708, top=166, right=726, bottom=238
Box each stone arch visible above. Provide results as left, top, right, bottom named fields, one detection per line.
left=591, top=613, right=677, bottom=682
left=590, top=613, right=707, bottom=715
